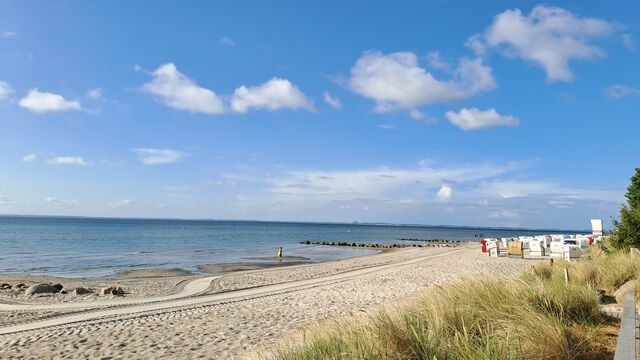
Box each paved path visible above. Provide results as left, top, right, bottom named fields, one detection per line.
left=0, top=247, right=463, bottom=335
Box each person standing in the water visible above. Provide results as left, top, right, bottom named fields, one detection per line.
left=277, top=246, right=283, bottom=258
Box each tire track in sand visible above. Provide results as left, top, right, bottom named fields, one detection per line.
left=0, top=247, right=464, bottom=336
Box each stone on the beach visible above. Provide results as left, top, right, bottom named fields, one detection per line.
left=100, top=286, right=115, bottom=296
left=112, top=286, right=124, bottom=296
left=1, top=283, right=11, bottom=289
left=73, top=287, right=93, bottom=295
left=52, top=283, right=64, bottom=292
left=25, top=283, right=58, bottom=295
left=15, top=283, right=26, bottom=289
left=100, top=286, right=125, bottom=296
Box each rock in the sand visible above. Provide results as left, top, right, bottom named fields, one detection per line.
left=26, top=283, right=58, bottom=295
left=100, top=286, right=115, bottom=296
left=52, top=283, right=64, bottom=292
left=15, top=283, right=26, bottom=289
left=100, top=286, right=125, bottom=296
left=73, top=287, right=92, bottom=295
left=1, top=283, right=11, bottom=289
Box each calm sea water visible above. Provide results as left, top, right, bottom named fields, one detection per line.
left=0, top=216, right=583, bottom=278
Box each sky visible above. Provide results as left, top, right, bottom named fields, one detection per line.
left=1, top=1, right=639, bottom=230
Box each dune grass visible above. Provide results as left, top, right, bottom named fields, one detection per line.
left=271, top=248, right=636, bottom=360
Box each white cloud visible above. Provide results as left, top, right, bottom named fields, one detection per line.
left=488, top=209, right=519, bottom=219
left=86, top=88, right=102, bottom=100
left=347, top=51, right=495, bottom=114
left=141, top=63, right=226, bottom=114
left=22, top=153, right=36, bottom=162
left=142, top=64, right=313, bottom=115
left=19, top=89, right=82, bottom=113
left=0, top=81, right=14, bottom=99
left=323, top=91, right=342, bottom=109
left=408, top=110, right=438, bottom=123
left=110, top=198, right=133, bottom=208
left=47, top=156, right=88, bottom=166
left=1, top=31, right=17, bottom=38
left=469, top=5, right=614, bottom=82
left=0, top=195, right=11, bottom=204
left=425, top=51, right=452, bottom=71
left=133, top=64, right=142, bottom=72
left=219, top=36, right=236, bottom=46
left=604, top=84, right=640, bottom=98
left=622, top=34, right=635, bottom=51
left=264, top=163, right=517, bottom=202
left=436, top=184, right=453, bottom=201
left=445, top=107, right=519, bottom=130
left=45, top=197, right=78, bottom=205
left=375, top=124, right=396, bottom=130
left=475, top=180, right=620, bottom=202
left=230, top=78, right=314, bottom=113
left=204, top=178, right=239, bottom=188
left=205, top=161, right=621, bottom=227
left=131, top=148, right=185, bottom=165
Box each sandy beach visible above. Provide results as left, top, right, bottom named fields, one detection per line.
left=0, top=243, right=532, bottom=359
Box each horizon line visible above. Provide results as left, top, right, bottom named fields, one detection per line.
left=0, top=213, right=591, bottom=233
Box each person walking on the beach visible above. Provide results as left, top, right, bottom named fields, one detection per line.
left=277, top=246, right=283, bottom=258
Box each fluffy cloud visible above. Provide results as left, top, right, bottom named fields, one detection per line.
left=19, top=89, right=82, bottom=113
left=142, top=64, right=313, bottom=115
left=469, top=5, right=614, bottom=82
left=131, top=148, right=185, bottom=165
left=47, top=156, right=88, bottom=166
left=622, top=34, right=635, bottom=51
left=45, top=197, right=78, bottom=205
left=436, top=184, right=453, bottom=201
left=264, top=163, right=516, bottom=202
left=425, top=51, right=452, bottom=71
left=141, top=63, right=226, bottom=114
left=474, top=180, right=621, bottom=204
left=323, top=91, right=342, bottom=109
left=219, top=36, right=236, bottom=46
left=110, top=198, right=133, bottom=208
left=604, top=84, right=640, bottom=98
left=22, top=153, right=36, bottom=162
left=227, top=161, right=621, bottom=228
left=86, top=88, right=102, bottom=100
left=0, top=195, right=11, bottom=204
left=347, top=51, right=495, bottom=114
left=0, top=81, right=14, bottom=99
left=445, top=107, right=519, bottom=130
left=230, top=78, right=314, bottom=113
left=1, top=31, right=16, bottom=38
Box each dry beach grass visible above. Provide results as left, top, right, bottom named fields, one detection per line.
left=272, top=247, right=636, bottom=360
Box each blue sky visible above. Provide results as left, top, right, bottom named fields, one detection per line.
left=1, top=1, right=638, bottom=229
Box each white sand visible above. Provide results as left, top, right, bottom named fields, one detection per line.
left=0, top=244, right=532, bottom=359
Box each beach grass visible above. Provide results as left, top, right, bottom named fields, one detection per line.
left=270, top=248, right=635, bottom=360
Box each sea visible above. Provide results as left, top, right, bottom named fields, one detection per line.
left=0, top=216, right=586, bottom=278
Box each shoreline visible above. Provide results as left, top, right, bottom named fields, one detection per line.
left=0, top=247, right=388, bottom=281
left=0, top=246, right=387, bottom=280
